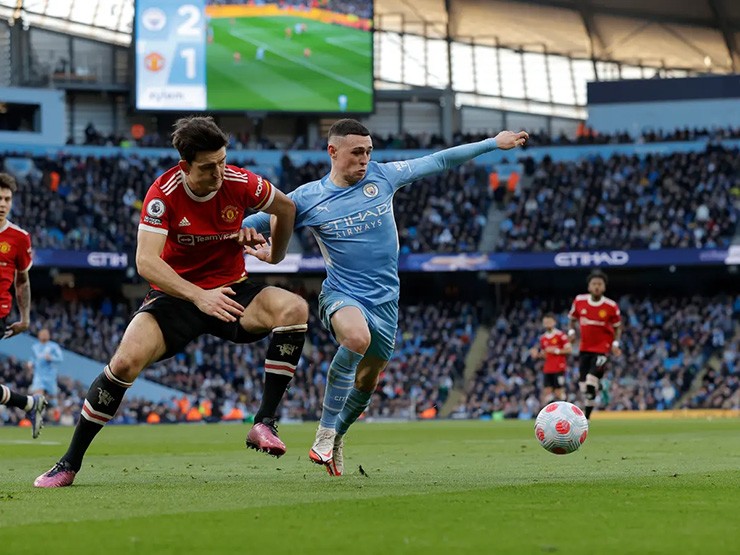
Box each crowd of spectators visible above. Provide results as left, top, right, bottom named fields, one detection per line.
left=75, top=122, right=740, bottom=151
left=3, top=131, right=736, bottom=256
left=460, top=294, right=739, bottom=419
left=498, top=146, right=739, bottom=251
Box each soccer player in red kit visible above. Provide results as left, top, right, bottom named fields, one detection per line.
left=529, top=312, right=572, bottom=403
left=35, top=117, right=308, bottom=487
left=567, top=270, right=622, bottom=419
left=0, top=173, right=47, bottom=438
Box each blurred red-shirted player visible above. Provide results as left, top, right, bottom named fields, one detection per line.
left=530, top=312, right=572, bottom=403
left=568, top=270, right=622, bottom=419
left=0, top=172, right=47, bottom=438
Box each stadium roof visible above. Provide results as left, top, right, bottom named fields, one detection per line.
left=376, top=0, right=740, bottom=72
left=0, top=0, right=133, bottom=43
left=1, top=0, right=737, bottom=72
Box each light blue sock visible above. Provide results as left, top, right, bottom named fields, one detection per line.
left=320, top=346, right=363, bottom=429
left=336, top=388, right=373, bottom=435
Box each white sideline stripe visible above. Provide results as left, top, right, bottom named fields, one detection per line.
left=228, top=29, right=372, bottom=94
left=324, top=36, right=371, bottom=57
left=0, top=440, right=61, bottom=445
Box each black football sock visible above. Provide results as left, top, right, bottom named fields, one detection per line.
left=584, top=384, right=597, bottom=420
left=254, top=324, right=307, bottom=423
left=0, top=384, right=32, bottom=410
left=62, top=366, right=132, bottom=471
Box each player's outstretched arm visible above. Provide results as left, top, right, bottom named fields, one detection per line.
left=136, top=230, right=245, bottom=322
left=382, top=130, right=528, bottom=185
left=4, top=269, right=31, bottom=338
left=241, top=211, right=271, bottom=236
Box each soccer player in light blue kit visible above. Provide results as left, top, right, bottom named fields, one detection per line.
left=241, top=119, right=528, bottom=475
left=31, top=328, right=63, bottom=405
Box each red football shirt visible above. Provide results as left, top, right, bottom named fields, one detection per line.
left=138, top=165, right=275, bottom=290
left=568, top=294, right=621, bottom=354
left=0, top=221, right=32, bottom=319
left=539, top=329, right=569, bottom=373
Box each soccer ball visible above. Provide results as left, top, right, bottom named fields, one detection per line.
left=534, top=401, right=589, bottom=455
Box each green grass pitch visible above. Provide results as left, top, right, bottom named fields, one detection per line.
left=1, top=419, right=739, bottom=554
left=206, top=16, right=373, bottom=112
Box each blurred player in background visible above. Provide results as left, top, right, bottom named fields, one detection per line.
left=30, top=328, right=63, bottom=408
left=529, top=313, right=571, bottom=403
left=35, top=116, right=307, bottom=488
left=241, top=119, right=528, bottom=476
left=0, top=172, right=46, bottom=438
left=337, top=94, right=348, bottom=112
left=568, top=270, right=622, bottom=419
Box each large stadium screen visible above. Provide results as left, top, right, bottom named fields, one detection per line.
left=134, top=0, right=374, bottom=113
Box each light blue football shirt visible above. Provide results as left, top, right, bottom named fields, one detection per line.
left=242, top=138, right=498, bottom=305
left=32, top=340, right=63, bottom=379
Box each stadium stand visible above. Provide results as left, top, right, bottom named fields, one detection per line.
left=497, top=147, right=739, bottom=251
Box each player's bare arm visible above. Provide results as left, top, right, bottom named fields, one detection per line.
left=4, top=269, right=30, bottom=338
left=567, top=318, right=578, bottom=342
left=136, top=229, right=245, bottom=322
left=546, top=342, right=573, bottom=355
left=243, top=190, right=295, bottom=264
left=612, top=324, right=623, bottom=356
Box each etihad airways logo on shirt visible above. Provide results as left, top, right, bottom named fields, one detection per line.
left=319, top=198, right=393, bottom=238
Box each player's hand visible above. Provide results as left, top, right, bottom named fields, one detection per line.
left=3, top=320, right=29, bottom=339
left=494, top=130, right=529, bottom=150
left=611, top=344, right=622, bottom=357
left=529, top=347, right=540, bottom=359
left=244, top=240, right=282, bottom=264
left=567, top=328, right=577, bottom=343
left=234, top=227, right=268, bottom=249
left=193, top=287, right=245, bottom=322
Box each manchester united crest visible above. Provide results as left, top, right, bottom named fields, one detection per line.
left=0, top=242, right=10, bottom=254
left=221, top=205, right=239, bottom=223
left=598, top=309, right=607, bottom=318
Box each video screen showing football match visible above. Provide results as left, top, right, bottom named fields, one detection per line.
left=135, top=0, right=373, bottom=113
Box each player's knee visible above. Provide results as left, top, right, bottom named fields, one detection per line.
left=108, top=353, right=145, bottom=383
left=340, top=328, right=371, bottom=354
left=274, top=295, right=309, bottom=326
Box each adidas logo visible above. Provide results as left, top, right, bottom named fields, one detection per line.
left=178, top=217, right=191, bottom=227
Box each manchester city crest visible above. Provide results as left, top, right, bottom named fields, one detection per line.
left=363, top=183, right=379, bottom=198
